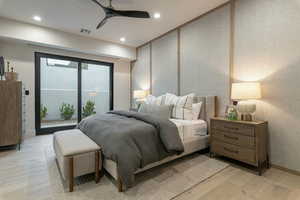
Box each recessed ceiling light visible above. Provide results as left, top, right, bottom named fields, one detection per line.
left=33, top=15, right=42, bottom=22
left=120, top=37, right=126, bottom=42
left=154, top=12, right=161, bottom=19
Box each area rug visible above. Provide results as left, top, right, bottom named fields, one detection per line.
left=45, top=146, right=229, bottom=200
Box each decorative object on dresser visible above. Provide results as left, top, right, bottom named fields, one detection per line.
left=0, top=80, right=23, bottom=150
left=4, top=61, right=18, bottom=81
left=231, top=82, right=262, bottom=121
left=210, top=117, right=269, bottom=175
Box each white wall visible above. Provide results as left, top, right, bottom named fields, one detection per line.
left=234, top=0, right=300, bottom=172
left=0, top=17, right=136, bottom=60
left=0, top=40, right=131, bottom=136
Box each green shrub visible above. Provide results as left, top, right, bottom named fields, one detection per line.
left=82, top=100, right=96, bottom=118
left=59, top=103, right=75, bottom=120
left=40, top=104, right=48, bottom=120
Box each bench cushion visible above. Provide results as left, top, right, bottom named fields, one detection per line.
left=54, top=129, right=100, bottom=156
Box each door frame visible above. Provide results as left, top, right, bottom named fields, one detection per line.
left=35, top=52, right=114, bottom=135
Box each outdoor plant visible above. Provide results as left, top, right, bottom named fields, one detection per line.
left=82, top=100, right=96, bottom=118
left=59, top=103, right=75, bottom=120
left=40, top=104, right=48, bottom=120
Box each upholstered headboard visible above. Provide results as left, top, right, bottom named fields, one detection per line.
left=194, top=96, right=217, bottom=134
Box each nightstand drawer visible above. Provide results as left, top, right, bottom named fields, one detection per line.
left=212, top=130, right=255, bottom=148
left=211, top=141, right=256, bottom=165
left=212, top=121, right=254, bottom=136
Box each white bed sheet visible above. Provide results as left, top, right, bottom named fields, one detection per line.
left=170, top=119, right=207, bottom=142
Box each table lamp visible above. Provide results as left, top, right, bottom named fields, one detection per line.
left=133, top=90, right=148, bottom=108
left=231, top=82, right=261, bottom=121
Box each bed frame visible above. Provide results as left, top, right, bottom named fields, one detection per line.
left=103, top=96, right=217, bottom=192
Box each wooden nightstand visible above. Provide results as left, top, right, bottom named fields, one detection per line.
left=210, top=117, right=269, bottom=175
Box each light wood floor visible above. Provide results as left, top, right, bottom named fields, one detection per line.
left=0, top=135, right=299, bottom=200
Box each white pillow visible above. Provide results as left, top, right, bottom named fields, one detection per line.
left=165, top=93, right=195, bottom=120
left=192, top=102, right=203, bottom=120
left=145, top=95, right=165, bottom=105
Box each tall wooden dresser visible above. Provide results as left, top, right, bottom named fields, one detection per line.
left=0, top=80, right=23, bottom=149
left=210, top=117, right=269, bottom=175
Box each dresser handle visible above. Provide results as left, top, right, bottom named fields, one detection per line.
left=224, top=135, right=238, bottom=140
left=224, top=126, right=239, bottom=130
left=224, top=147, right=239, bottom=154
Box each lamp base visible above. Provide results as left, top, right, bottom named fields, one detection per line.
left=241, top=114, right=253, bottom=121
left=237, top=100, right=256, bottom=121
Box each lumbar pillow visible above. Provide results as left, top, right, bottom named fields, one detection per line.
left=138, top=103, right=173, bottom=119
left=165, top=93, right=195, bottom=120
left=192, top=102, right=203, bottom=120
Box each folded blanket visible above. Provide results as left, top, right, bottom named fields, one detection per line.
left=77, top=110, right=184, bottom=188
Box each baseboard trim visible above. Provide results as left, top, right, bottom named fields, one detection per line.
left=271, top=164, right=300, bottom=176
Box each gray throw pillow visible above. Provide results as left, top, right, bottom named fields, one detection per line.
left=138, top=103, right=173, bottom=119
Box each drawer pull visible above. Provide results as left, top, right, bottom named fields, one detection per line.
left=224, top=135, right=238, bottom=140
left=224, top=147, right=239, bottom=154
left=224, top=126, right=239, bottom=130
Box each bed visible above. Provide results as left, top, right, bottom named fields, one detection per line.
left=102, top=96, right=216, bottom=191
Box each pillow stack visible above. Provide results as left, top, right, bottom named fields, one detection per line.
left=140, top=93, right=202, bottom=120
left=164, top=93, right=195, bottom=120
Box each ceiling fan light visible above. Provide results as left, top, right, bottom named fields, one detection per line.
left=120, top=37, right=126, bottom=42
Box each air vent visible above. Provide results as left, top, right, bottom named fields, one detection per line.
left=80, top=28, right=91, bottom=35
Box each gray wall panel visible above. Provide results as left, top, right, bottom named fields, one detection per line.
left=131, top=44, right=151, bottom=94
left=234, top=0, right=300, bottom=172
left=180, top=5, right=230, bottom=115
left=151, top=31, right=178, bottom=96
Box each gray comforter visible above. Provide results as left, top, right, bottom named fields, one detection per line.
left=77, top=110, right=184, bottom=188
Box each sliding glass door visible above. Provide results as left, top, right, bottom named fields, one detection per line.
left=81, top=62, right=112, bottom=119
left=35, top=52, right=113, bottom=134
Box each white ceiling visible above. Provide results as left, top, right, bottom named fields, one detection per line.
left=0, top=0, right=228, bottom=47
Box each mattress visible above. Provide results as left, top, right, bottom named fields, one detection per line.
left=170, top=119, right=208, bottom=142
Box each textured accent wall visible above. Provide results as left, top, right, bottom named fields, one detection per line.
left=131, top=5, right=230, bottom=114
left=152, top=31, right=178, bottom=96
left=131, top=44, right=151, bottom=92
left=234, top=0, right=300, bottom=172
left=131, top=0, right=300, bottom=172
left=180, top=5, right=230, bottom=114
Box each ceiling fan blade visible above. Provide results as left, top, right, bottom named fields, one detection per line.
left=91, top=0, right=105, bottom=9
left=97, top=17, right=108, bottom=29
left=113, top=10, right=150, bottom=18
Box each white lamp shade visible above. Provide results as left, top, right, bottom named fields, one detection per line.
left=231, top=82, right=262, bottom=100
left=133, top=90, right=148, bottom=99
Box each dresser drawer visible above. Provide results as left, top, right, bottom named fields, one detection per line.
left=212, top=130, right=255, bottom=148
left=211, top=141, right=256, bottom=165
left=212, top=121, right=254, bottom=136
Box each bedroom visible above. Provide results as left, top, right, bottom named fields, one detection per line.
left=0, top=0, right=300, bottom=199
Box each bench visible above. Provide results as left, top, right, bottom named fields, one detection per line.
left=53, top=129, right=101, bottom=192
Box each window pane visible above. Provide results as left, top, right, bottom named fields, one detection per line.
left=40, top=57, right=78, bottom=128
left=82, top=63, right=110, bottom=119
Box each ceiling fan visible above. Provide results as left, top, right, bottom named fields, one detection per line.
left=91, top=0, right=151, bottom=29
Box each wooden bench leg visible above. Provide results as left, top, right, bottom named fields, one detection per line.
left=117, top=176, right=123, bottom=192
left=95, top=151, right=100, bottom=183
left=69, top=157, right=74, bottom=192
